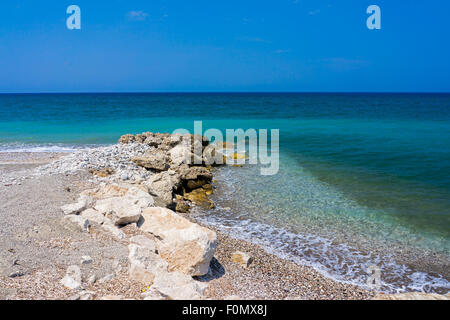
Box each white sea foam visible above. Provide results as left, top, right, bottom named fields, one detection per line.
left=0, top=143, right=98, bottom=153
left=192, top=162, right=450, bottom=294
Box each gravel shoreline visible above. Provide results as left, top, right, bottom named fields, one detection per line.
left=0, top=151, right=375, bottom=300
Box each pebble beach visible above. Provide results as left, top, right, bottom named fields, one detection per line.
left=0, top=135, right=378, bottom=300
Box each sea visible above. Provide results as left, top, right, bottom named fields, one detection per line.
left=1, top=93, right=449, bottom=293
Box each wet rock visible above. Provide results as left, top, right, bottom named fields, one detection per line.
left=183, top=188, right=214, bottom=210
left=139, top=207, right=217, bottom=276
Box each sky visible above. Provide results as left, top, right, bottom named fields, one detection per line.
left=0, top=0, right=449, bottom=93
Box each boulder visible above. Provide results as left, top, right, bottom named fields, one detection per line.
left=131, top=149, right=169, bottom=171
left=128, top=241, right=168, bottom=285
left=80, top=208, right=106, bottom=225
left=61, top=195, right=93, bottom=215
left=94, top=197, right=142, bottom=225
left=145, top=171, right=180, bottom=207
left=177, top=165, right=213, bottom=181
left=148, top=271, right=208, bottom=300
left=138, top=207, right=217, bottom=276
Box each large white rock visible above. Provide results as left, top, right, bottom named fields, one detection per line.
left=60, top=265, right=82, bottom=290
left=148, top=271, right=208, bottom=300
left=94, top=197, right=141, bottom=225
left=138, top=207, right=217, bottom=276
left=145, top=172, right=180, bottom=207
left=61, top=195, right=93, bottom=215
left=127, top=241, right=168, bottom=285
left=80, top=208, right=107, bottom=225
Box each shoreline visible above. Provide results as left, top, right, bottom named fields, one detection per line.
left=0, top=149, right=375, bottom=300
left=0, top=141, right=447, bottom=300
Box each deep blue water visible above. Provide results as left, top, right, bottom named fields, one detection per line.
left=1, top=93, right=449, bottom=292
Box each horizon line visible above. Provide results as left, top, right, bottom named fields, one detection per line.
left=1, top=91, right=450, bottom=95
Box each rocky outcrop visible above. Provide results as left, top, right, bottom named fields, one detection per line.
left=146, top=270, right=208, bottom=300
left=139, top=207, right=217, bottom=276
left=118, top=131, right=219, bottom=212
left=127, top=234, right=209, bottom=300
left=131, top=149, right=169, bottom=171
left=145, top=171, right=181, bottom=207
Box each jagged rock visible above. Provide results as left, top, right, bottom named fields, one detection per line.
left=183, top=188, right=214, bottom=209
left=177, top=165, right=212, bottom=181
left=186, top=179, right=209, bottom=191
left=169, top=143, right=191, bottom=166
left=94, top=197, right=142, bottom=225
left=231, top=251, right=253, bottom=268
left=61, top=195, right=93, bottom=215
left=118, top=134, right=136, bottom=144
left=373, top=292, right=449, bottom=300
left=175, top=198, right=190, bottom=213
left=132, top=149, right=169, bottom=171
left=80, top=208, right=107, bottom=225
left=138, top=207, right=217, bottom=276
left=128, top=242, right=168, bottom=285
left=60, top=265, right=82, bottom=290
left=148, top=271, right=208, bottom=300
left=145, top=171, right=180, bottom=207
left=63, top=215, right=90, bottom=233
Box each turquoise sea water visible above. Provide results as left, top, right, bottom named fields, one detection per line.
left=1, top=93, right=449, bottom=292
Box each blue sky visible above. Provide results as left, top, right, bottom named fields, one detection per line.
left=0, top=0, right=449, bottom=92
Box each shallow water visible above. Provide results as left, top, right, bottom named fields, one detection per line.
left=1, top=93, right=449, bottom=293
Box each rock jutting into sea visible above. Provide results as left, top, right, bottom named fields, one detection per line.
left=48, top=131, right=232, bottom=300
